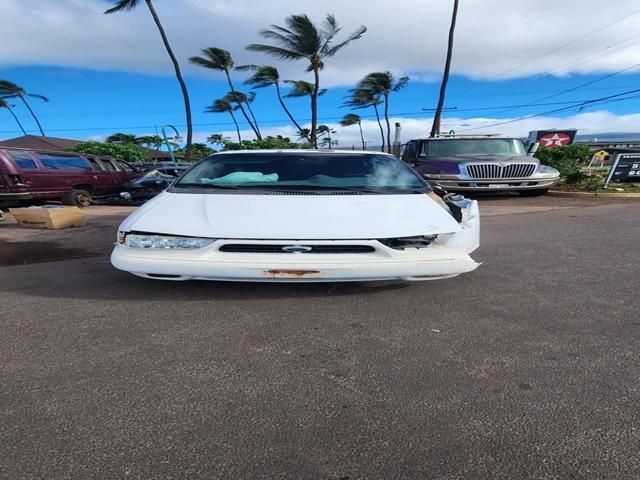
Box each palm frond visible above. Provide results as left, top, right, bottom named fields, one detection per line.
left=393, top=76, right=410, bottom=92
left=246, top=44, right=305, bottom=61
left=236, top=64, right=259, bottom=72
left=28, top=93, right=49, bottom=102
left=0, top=80, right=21, bottom=95
left=323, top=25, right=367, bottom=57
left=104, top=0, right=141, bottom=14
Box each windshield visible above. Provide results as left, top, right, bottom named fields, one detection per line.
left=422, top=139, right=527, bottom=157
left=175, top=152, right=427, bottom=192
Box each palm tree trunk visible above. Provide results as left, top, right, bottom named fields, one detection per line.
left=430, top=0, right=459, bottom=138
left=244, top=101, right=261, bottom=138
left=6, top=106, right=27, bottom=136
left=383, top=93, right=392, bottom=153
left=372, top=103, right=385, bottom=152
left=224, top=71, right=260, bottom=139
left=311, top=67, right=320, bottom=148
left=19, top=96, right=45, bottom=136
left=275, top=83, right=306, bottom=138
left=145, top=0, right=193, bottom=160
left=229, top=111, right=242, bottom=143
left=358, top=121, right=365, bottom=150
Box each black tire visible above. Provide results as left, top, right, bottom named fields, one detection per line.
left=63, top=189, right=93, bottom=207
left=519, top=188, right=548, bottom=197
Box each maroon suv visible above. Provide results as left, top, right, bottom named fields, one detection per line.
left=0, top=148, right=141, bottom=207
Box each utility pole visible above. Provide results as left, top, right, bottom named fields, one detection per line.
left=430, top=0, right=460, bottom=138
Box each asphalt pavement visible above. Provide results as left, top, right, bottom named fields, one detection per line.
left=1, top=197, right=639, bottom=479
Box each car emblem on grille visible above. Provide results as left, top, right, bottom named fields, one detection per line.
left=282, top=245, right=313, bottom=253
left=498, top=162, right=508, bottom=167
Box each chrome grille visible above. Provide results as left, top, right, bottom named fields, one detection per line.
left=466, top=163, right=536, bottom=179
left=219, top=244, right=375, bottom=254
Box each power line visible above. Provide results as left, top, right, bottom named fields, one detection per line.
left=483, top=61, right=640, bottom=118
left=459, top=87, right=640, bottom=132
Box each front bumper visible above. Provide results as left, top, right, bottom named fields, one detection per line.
left=426, top=175, right=559, bottom=192
left=111, top=241, right=479, bottom=282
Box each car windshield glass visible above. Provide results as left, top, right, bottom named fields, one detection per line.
left=175, top=153, right=427, bottom=191
left=423, top=139, right=527, bottom=157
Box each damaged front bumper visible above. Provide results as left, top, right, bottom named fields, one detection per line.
left=111, top=199, right=480, bottom=283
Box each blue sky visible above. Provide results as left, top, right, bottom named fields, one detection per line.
left=2, top=0, right=640, bottom=146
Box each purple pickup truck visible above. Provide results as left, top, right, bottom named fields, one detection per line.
left=0, top=148, right=141, bottom=207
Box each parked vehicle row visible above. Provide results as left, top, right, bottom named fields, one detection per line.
left=0, top=148, right=141, bottom=207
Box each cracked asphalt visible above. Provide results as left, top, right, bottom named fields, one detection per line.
left=1, top=197, right=639, bottom=479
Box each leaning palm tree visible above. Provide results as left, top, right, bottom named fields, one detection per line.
left=190, top=47, right=261, bottom=139
left=0, top=99, right=27, bottom=136
left=241, top=65, right=307, bottom=139
left=206, top=99, right=242, bottom=143
left=247, top=14, right=366, bottom=148
left=356, top=72, right=409, bottom=153
left=339, top=113, right=365, bottom=150
left=104, top=0, right=193, bottom=160
left=343, top=88, right=385, bottom=152
left=0, top=80, right=48, bottom=136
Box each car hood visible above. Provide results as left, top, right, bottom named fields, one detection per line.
left=119, top=191, right=462, bottom=239
left=422, top=155, right=538, bottom=164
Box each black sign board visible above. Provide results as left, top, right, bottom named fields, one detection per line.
left=604, top=152, right=640, bottom=187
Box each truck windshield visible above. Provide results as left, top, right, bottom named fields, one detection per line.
left=423, top=139, right=527, bottom=157
left=175, top=153, right=427, bottom=192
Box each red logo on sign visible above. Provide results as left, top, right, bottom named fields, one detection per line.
left=539, top=133, right=571, bottom=147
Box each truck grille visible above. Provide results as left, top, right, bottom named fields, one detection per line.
left=219, top=244, right=375, bottom=254
left=466, top=163, right=536, bottom=179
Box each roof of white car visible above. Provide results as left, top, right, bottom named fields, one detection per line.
left=214, top=149, right=393, bottom=155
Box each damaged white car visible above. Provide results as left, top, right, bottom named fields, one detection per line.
left=111, top=150, right=480, bottom=282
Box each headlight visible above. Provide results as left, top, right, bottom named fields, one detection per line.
left=538, top=165, right=559, bottom=174
left=123, top=233, right=214, bottom=249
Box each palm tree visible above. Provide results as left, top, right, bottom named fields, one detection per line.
left=241, top=65, right=306, bottom=138
left=356, top=72, right=409, bottom=153
left=284, top=80, right=327, bottom=143
left=207, top=133, right=229, bottom=146
left=0, top=80, right=48, bottom=136
left=189, top=47, right=261, bottom=139
left=344, top=88, right=385, bottom=152
left=296, top=128, right=311, bottom=142
left=206, top=99, right=242, bottom=143
left=430, top=0, right=460, bottom=138
left=247, top=14, right=366, bottom=148
left=0, top=99, right=27, bottom=136
left=104, top=0, right=193, bottom=160
left=317, top=125, right=337, bottom=149
left=340, top=113, right=365, bottom=150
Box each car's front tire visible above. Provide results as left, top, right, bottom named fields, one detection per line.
left=519, top=188, right=548, bottom=197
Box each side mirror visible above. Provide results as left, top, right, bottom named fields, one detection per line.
left=527, top=141, right=540, bottom=156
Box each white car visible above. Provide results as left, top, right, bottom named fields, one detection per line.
left=111, top=150, right=480, bottom=282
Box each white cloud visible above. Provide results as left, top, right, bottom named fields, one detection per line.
left=188, top=110, right=640, bottom=148
left=2, top=0, right=640, bottom=86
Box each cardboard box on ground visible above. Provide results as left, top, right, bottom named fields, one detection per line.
left=8, top=206, right=86, bottom=230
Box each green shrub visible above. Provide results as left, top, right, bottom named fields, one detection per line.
left=534, top=145, right=592, bottom=183
left=68, top=141, right=148, bottom=163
